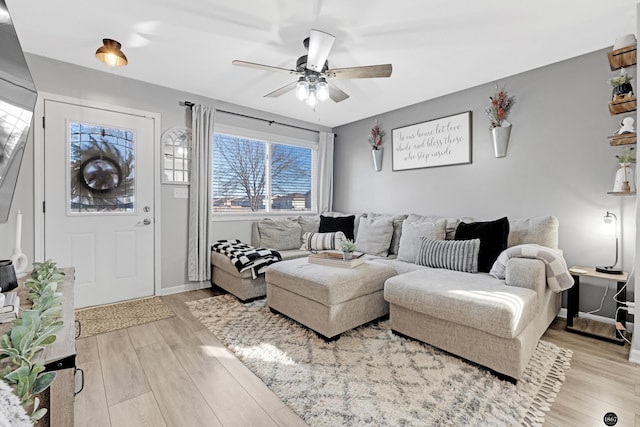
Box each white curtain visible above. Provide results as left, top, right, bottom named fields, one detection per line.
left=317, top=131, right=334, bottom=213
left=187, top=104, right=215, bottom=282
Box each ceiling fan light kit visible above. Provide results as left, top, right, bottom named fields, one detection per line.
left=233, top=29, right=392, bottom=108
left=95, top=38, right=128, bottom=67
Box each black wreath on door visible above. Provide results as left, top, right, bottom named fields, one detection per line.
left=69, top=128, right=135, bottom=212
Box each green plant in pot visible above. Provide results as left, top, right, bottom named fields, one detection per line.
left=608, top=68, right=634, bottom=100
left=340, top=239, right=357, bottom=260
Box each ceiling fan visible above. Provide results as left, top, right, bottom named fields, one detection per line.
left=232, top=29, right=392, bottom=107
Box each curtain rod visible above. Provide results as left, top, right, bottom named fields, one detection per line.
left=182, top=101, right=328, bottom=135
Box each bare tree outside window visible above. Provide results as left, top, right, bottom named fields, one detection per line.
left=213, top=133, right=312, bottom=213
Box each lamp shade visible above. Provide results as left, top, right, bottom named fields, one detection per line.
left=96, top=38, right=128, bottom=67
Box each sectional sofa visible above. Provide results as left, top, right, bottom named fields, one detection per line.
left=210, top=212, right=566, bottom=381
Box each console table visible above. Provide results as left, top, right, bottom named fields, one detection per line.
left=0, top=268, right=77, bottom=426
left=566, top=266, right=628, bottom=345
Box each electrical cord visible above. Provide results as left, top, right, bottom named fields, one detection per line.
left=614, top=305, right=633, bottom=345
left=584, top=284, right=608, bottom=315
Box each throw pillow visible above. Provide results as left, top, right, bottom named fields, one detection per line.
left=300, top=231, right=347, bottom=251
left=355, top=216, right=394, bottom=257
left=507, top=216, right=559, bottom=249
left=454, top=217, right=509, bottom=273
left=416, top=237, right=480, bottom=273
left=397, top=219, right=447, bottom=263
left=367, top=213, right=407, bottom=255
left=406, top=214, right=473, bottom=240
left=297, top=216, right=320, bottom=244
left=257, top=218, right=302, bottom=250
left=319, top=215, right=356, bottom=241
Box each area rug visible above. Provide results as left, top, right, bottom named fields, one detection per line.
left=75, top=297, right=175, bottom=338
left=187, top=295, right=572, bottom=427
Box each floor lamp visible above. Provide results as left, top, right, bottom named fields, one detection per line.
left=595, top=211, right=623, bottom=274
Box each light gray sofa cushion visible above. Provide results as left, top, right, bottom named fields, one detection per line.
left=256, top=218, right=302, bottom=250
left=355, top=216, right=395, bottom=256
left=297, top=215, right=320, bottom=242
left=406, top=214, right=474, bottom=240
left=416, top=237, right=480, bottom=273
left=384, top=269, right=539, bottom=339
left=367, top=213, right=407, bottom=255
left=508, top=216, right=559, bottom=249
left=397, top=219, right=446, bottom=263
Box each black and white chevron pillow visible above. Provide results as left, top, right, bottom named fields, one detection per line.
left=416, top=237, right=480, bottom=273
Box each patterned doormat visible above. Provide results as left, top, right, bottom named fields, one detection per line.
left=187, top=295, right=572, bottom=427
left=75, top=297, right=175, bottom=338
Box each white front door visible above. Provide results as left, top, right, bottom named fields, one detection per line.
left=43, top=100, right=156, bottom=308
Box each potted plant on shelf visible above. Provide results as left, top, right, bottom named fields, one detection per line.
left=608, top=68, right=634, bottom=100
left=368, top=123, right=385, bottom=171
left=340, top=239, right=357, bottom=261
left=486, top=85, right=515, bottom=158
left=613, top=147, right=636, bottom=193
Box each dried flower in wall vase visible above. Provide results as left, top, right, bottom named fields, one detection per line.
left=486, top=85, right=516, bottom=158
left=368, top=123, right=385, bottom=171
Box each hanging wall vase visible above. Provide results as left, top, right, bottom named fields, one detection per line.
left=0, top=260, right=18, bottom=292
left=491, top=123, right=512, bottom=158
left=372, top=148, right=383, bottom=171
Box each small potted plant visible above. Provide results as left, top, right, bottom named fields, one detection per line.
left=608, top=68, right=634, bottom=100
left=340, top=239, right=357, bottom=261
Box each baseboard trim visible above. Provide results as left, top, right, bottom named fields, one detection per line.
left=160, top=281, right=210, bottom=296
left=630, top=348, right=640, bottom=364
left=557, top=308, right=634, bottom=333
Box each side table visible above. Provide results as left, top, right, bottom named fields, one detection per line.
left=566, top=266, right=628, bottom=345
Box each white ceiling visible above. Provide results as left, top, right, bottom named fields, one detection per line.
left=5, top=0, right=639, bottom=128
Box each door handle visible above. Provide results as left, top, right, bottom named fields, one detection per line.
left=136, top=218, right=152, bottom=226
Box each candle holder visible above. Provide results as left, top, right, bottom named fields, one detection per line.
left=10, top=210, right=28, bottom=278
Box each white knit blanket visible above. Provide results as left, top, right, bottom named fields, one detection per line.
left=490, top=244, right=574, bottom=292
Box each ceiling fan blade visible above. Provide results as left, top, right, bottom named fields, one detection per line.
left=232, top=60, right=298, bottom=75
left=264, top=81, right=298, bottom=98
left=325, top=64, right=393, bottom=80
left=307, top=29, right=335, bottom=72
left=328, top=83, right=349, bottom=103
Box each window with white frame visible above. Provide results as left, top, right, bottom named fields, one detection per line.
left=212, top=127, right=315, bottom=214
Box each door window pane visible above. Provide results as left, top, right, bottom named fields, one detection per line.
left=69, top=122, right=135, bottom=213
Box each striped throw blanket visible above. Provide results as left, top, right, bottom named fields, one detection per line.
left=489, top=244, right=574, bottom=292
left=212, top=239, right=282, bottom=279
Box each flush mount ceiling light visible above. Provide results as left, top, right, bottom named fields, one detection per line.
left=95, top=38, right=128, bottom=67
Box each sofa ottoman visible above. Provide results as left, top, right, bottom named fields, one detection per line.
left=266, top=257, right=397, bottom=340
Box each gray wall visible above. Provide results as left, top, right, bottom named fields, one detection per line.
left=333, top=47, right=635, bottom=318
left=0, top=54, right=329, bottom=291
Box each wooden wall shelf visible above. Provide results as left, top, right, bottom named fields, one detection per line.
left=608, top=96, right=637, bottom=115
left=607, top=191, right=636, bottom=196
left=608, top=45, right=637, bottom=70
left=608, top=133, right=637, bottom=146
